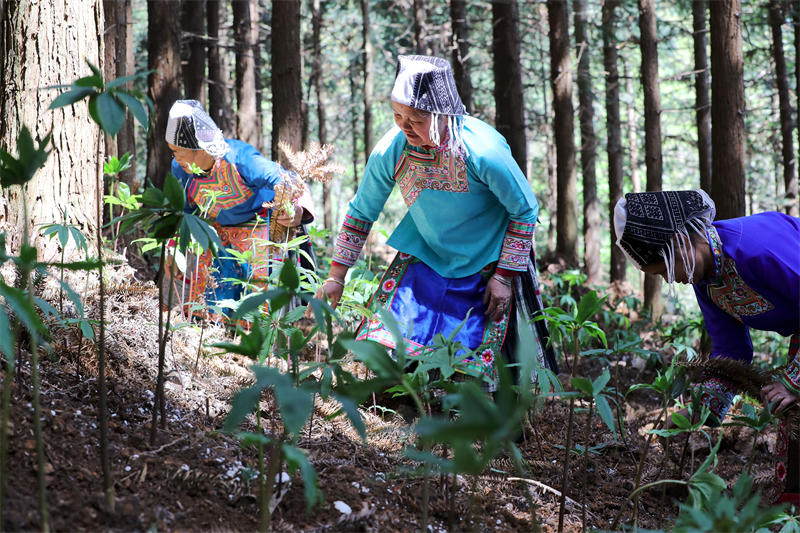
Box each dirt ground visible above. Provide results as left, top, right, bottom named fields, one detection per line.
left=0, top=261, right=790, bottom=532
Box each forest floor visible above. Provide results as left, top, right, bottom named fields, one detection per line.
left=1, top=256, right=788, bottom=532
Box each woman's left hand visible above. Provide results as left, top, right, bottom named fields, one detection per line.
left=276, top=204, right=304, bottom=227
left=484, top=276, right=512, bottom=322
left=761, top=381, right=800, bottom=413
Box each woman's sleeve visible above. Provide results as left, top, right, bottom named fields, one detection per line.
left=332, top=131, right=399, bottom=267
left=693, top=284, right=753, bottom=423
left=471, top=138, right=539, bottom=276
left=227, top=139, right=283, bottom=190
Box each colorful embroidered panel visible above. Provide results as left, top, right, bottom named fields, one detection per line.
left=780, top=334, right=800, bottom=395
left=697, top=374, right=737, bottom=423
left=355, top=252, right=509, bottom=384
left=705, top=257, right=775, bottom=322
left=393, top=146, right=469, bottom=207
left=186, top=159, right=254, bottom=219
left=498, top=221, right=535, bottom=272
left=333, top=214, right=372, bottom=266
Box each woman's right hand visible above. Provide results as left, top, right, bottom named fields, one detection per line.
left=321, top=278, right=345, bottom=309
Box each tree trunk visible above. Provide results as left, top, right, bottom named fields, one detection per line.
left=233, top=0, right=259, bottom=149
left=709, top=0, right=746, bottom=220
left=603, top=0, right=626, bottom=283
left=147, top=0, right=182, bottom=189
left=536, top=4, right=557, bottom=254
left=271, top=0, right=302, bottom=163
left=638, top=0, right=663, bottom=317
left=413, top=0, right=427, bottom=55
left=311, top=0, right=332, bottom=230
left=0, top=0, right=102, bottom=259
left=207, top=0, right=235, bottom=136
left=349, top=45, right=360, bottom=189
left=493, top=1, right=527, bottom=174
left=547, top=0, right=578, bottom=265
left=181, top=0, right=206, bottom=104
left=624, top=57, right=641, bottom=193
left=360, top=0, right=374, bottom=164
left=693, top=0, right=712, bottom=193
left=769, top=0, right=798, bottom=216
left=449, top=0, right=472, bottom=112
left=573, top=0, right=600, bottom=284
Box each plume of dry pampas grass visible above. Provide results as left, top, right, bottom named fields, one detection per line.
left=263, top=142, right=344, bottom=248
left=678, top=355, right=799, bottom=437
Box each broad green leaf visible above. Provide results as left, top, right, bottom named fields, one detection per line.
left=162, top=173, right=185, bottom=211
left=282, top=444, right=323, bottom=510
left=48, top=86, right=95, bottom=109
left=0, top=309, right=14, bottom=364
left=115, top=91, right=150, bottom=131
left=595, top=395, right=617, bottom=439
left=0, top=285, right=47, bottom=337
left=671, top=411, right=691, bottom=430
left=342, top=338, right=402, bottom=380
left=571, top=376, right=593, bottom=395
left=592, top=368, right=611, bottom=396
left=74, top=74, right=103, bottom=88
left=576, top=290, right=605, bottom=324
left=279, top=259, right=299, bottom=291
left=94, top=91, right=126, bottom=137
left=334, top=396, right=367, bottom=442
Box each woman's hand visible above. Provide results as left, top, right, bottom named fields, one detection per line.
left=276, top=204, right=304, bottom=227
left=483, top=275, right=513, bottom=322
left=761, top=381, right=799, bottom=413
left=306, top=264, right=349, bottom=318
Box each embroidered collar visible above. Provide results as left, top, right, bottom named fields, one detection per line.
left=706, top=225, right=724, bottom=280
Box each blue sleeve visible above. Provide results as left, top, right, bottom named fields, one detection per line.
left=694, top=284, right=753, bottom=363
left=347, top=128, right=403, bottom=222
left=226, top=139, right=283, bottom=190
left=170, top=159, right=195, bottom=215
left=466, top=122, right=539, bottom=225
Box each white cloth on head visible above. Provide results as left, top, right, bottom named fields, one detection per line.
left=165, top=100, right=229, bottom=159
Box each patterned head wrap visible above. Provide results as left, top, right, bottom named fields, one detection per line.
left=391, top=55, right=468, bottom=155
left=614, top=190, right=716, bottom=286
left=165, top=100, right=229, bottom=159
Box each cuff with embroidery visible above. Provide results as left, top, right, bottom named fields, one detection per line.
left=332, top=214, right=372, bottom=267
left=779, top=356, right=800, bottom=396
left=696, top=374, right=737, bottom=424
left=497, top=221, right=535, bottom=273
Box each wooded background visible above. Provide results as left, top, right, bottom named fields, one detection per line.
left=1, top=0, right=798, bottom=315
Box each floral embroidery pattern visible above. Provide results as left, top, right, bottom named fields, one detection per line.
left=186, top=160, right=253, bottom=219
left=394, top=146, right=469, bottom=207
left=697, top=374, right=737, bottom=422
left=779, top=334, right=800, bottom=395
left=706, top=257, right=775, bottom=322
left=333, top=214, right=372, bottom=266
left=498, top=221, right=535, bottom=272
left=706, top=225, right=724, bottom=279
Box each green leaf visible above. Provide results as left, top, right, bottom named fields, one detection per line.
left=94, top=92, right=126, bottom=137
left=334, top=396, right=367, bottom=442
left=0, top=285, right=47, bottom=337
left=592, top=368, right=611, bottom=396
left=48, top=86, right=95, bottom=109
left=595, top=395, right=617, bottom=439
left=571, top=376, right=593, bottom=395
left=0, top=309, right=14, bottom=365
left=671, top=412, right=691, bottom=430
left=576, top=290, right=606, bottom=324
left=162, top=173, right=185, bottom=211
left=282, top=444, right=323, bottom=510
left=342, top=338, right=402, bottom=381
left=74, top=74, right=103, bottom=88
left=279, top=259, right=299, bottom=291
left=115, top=91, right=150, bottom=130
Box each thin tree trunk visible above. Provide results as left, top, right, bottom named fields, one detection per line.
left=414, top=0, right=427, bottom=55
left=311, top=0, right=332, bottom=230
left=709, top=0, right=746, bottom=220
left=360, top=0, right=374, bottom=163
left=623, top=57, right=641, bottom=194
left=638, top=0, right=663, bottom=317
left=449, top=0, right=472, bottom=112
left=693, top=0, right=712, bottom=193
left=573, top=0, right=600, bottom=284
left=795, top=5, right=800, bottom=197
left=181, top=0, right=206, bottom=103
left=537, top=4, right=557, bottom=254
left=117, top=0, right=137, bottom=190
left=603, top=0, right=626, bottom=283
left=547, top=0, right=578, bottom=265
left=271, top=0, right=302, bottom=162
left=234, top=0, right=259, bottom=148
left=349, top=47, right=360, bottom=189
left=147, top=0, right=182, bottom=189
left=769, top=0, right=798, bottom=216
left=493, top=0, right=527, bottom=173
left=207, top=0, right=235, bottom=136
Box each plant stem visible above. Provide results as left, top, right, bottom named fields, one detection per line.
left=581, top=400, right=595, bottom=531
left=150, top=243, right=167, bottom=446
left=557, top=331, right=581, bottom=533
left=262, top=439, right=282, bottom=533
left=0, top=325, right=18, bottom=529
left=746, top=429, right=759, bottom=475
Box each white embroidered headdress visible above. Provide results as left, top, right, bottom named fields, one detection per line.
left=165, top=99, right=229, bottom=159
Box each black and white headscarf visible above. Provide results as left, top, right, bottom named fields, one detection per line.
left=391, top=55, right=468, bottom=155
left=614, top=190, right=716, bottom=286
left=165, top=100, right=229, bottom=159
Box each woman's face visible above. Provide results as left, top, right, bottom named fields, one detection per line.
left=641, top=232, right=714, bottom=284
left=167, top=143, right=214, bottom=173
left=391, top=101, right=433, bottom=147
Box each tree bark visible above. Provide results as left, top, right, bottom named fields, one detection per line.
left=603, top=0, right=626, bottom=283
left=233, top=0, right=259, bottom=149
left=311, top=0, right=332, bottom=230
left=768, top=0, right=798, bottom=216
left=449, top=0, right=472, bottom=112
left=547, top=0, right=578, bottom=265
left=493, top=0, right=527, bottom=174
left=573, top=0, right=600, bottom=284
left=181, top=0, right=206, bottom=104
left=207, top=0, right=235, bottom=136
left=623, top=57, right=640, bottom=193
left=360, top=0, right=374, bottom=164
left=638, top=0, right=663, bottom=317
left=413, top=0, right=427, bottom=55
left=709, top=0, right=746, bottom=220
left=147, top=0, right=182, bottom=189
left=692, top=0, right=712, bottom=193
left=271, top=0, right=302, bottom=163
left=0, top=0, right=102, bottom=259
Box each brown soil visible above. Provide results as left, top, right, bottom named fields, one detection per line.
left=0, top=265, right=789, bottom=532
